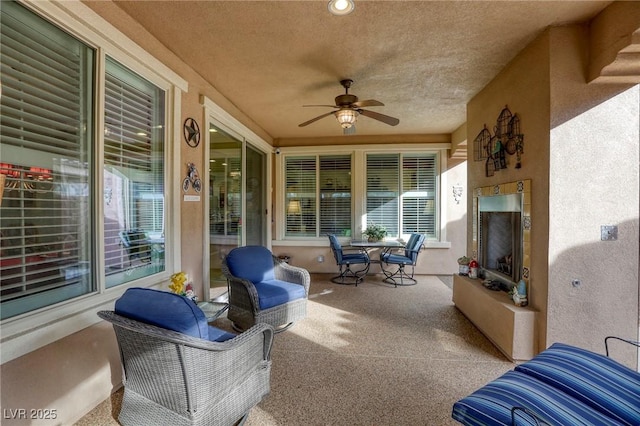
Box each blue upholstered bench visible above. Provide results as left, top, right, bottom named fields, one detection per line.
left=452, top=341, right=640, bottom=425
left=115, top=287, right=236, bottom=342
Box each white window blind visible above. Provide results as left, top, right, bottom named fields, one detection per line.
left=319, top=155, right=351, bottom=237
left=0, top=1, right=94, bottom=319
left=366, top=153, right=437, bottom=239
left=366, top=154, right=399, bottom=237
left=402, top=155, right=437, bottom=237
left=103, top=58, right=165, bottom=287
left=285, top=156, right=316, bottom=237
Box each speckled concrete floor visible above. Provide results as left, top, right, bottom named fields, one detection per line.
left=75, top=274, right=513, bottom=426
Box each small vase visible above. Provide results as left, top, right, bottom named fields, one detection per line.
left=368, top=237, right=380, bottom=243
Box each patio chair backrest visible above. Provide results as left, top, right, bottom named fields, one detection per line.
left=405, top=233, right=426, bottom=262
left=225, top=245, right=275, bottom=284
left=115, top=287, right=209, bottom=339
left=327, top=234, right=344, bottom=264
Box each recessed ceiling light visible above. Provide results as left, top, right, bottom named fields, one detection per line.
left=328, top=0, right=355, bottom=16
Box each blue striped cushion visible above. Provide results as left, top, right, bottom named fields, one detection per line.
left=515, top=343, right=640, bottom=425
left=452, top=370, right=627, bottom=426
left=341, top=252, right=369, bottom=264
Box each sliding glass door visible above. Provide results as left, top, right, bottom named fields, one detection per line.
left=208, top=124, right=266, bottom=287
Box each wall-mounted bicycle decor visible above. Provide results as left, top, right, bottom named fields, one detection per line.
left=182, top=162, right=202, bottom=193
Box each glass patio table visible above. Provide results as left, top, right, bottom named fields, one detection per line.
left=349, top=240, right=405, bottom=275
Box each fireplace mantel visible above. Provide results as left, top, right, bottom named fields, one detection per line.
left=453, top=275, right=537, bottom=361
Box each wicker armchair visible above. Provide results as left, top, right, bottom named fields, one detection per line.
left=222, top=245, right=310, bottom=333
left=98, top=290, right=274, bottom=426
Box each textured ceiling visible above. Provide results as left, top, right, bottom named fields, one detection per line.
left=110, top=0, right=611, bottom=140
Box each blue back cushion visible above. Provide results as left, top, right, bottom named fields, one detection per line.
left=405, top=233, right=425, bottom=261
left=453, top=370, right=629, bottom=426
left=515, top=342, right=640, bottom=425
left=327, top=234, right=343, bottom=263
left=226, top=246, right=275, bottom=283
left=114, top=287, right=232, bottom=341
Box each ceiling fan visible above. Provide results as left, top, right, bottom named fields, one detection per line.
left=298, top=79, right=399, bottom=134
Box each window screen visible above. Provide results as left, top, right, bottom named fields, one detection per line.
left=402, top=155, right=437, bottom=237
left=319, top=155, right=351, bottom=237
left=366, top=153, right=437, bottom=239
left=366, top=154, right=399, bottom=237
left=285, top=156, right=316, bottom=237
left=103, top=58, right=166, bottom=287
left=0, top=1, right=95, bottom=319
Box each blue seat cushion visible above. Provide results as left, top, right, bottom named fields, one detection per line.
left=452, top=370, right=627, bottom=426
left=381, top=253, right=412, bottom=265
left=340, top=253, right=369, bottom=265
left=115, top=287, right=235, bottom=342
left=514, top=343, right=640, bottom=425
left=253, top=279, right=306, bottom=310
left=226, top=245, right=275, bottom=283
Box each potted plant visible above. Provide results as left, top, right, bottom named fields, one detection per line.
left=457, top=256, right=471, bottom=276
left=363, top=223, right=387, bottom=242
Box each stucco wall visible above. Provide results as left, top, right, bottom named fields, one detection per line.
left=467, top=22, right=639, bottom=368
left=547, top=25, right=639, bottom=366
left=467, top=30, right=552, bottom=354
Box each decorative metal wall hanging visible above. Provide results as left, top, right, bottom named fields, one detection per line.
left=473, top=105, right=525, bottom=176
left=183, top=118, right=200, bottom=148
left=182, top=162, right=202, bottom=193
left=473, top=125, right=491, bottom=162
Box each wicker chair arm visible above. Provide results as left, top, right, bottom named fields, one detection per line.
left=98, top=310, right=273, bottom=358
left=272, top=256, right=311, bottom=294
left=221, top=261, right=262, bottom=311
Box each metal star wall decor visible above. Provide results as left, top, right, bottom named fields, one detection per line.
left=183, top=117, right=200, bottom=148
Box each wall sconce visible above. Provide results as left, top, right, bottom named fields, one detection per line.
left=452, top=184, right=464, bottom=204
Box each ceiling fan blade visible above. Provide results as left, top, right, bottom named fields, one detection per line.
left=359, top=109, right=400, bottom=126
left=298, top=111, right=336, bottom=127
left=302, top=104, right=338, bottom=108
left=352, top=99, right=384, bottom=108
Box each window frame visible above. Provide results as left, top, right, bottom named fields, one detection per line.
left=1, top=0, right=187, bottom=364
left=274, top=144, right=449, bottom=245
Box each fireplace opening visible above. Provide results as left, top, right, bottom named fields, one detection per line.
left=478, top=193, right=523, bottom=286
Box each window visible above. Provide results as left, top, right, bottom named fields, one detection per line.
left=0, top=1, right=95, bottom=319
left=366, top=154, right=400, bottom=237
left=0, top=1, right=173, bottom=324
left=103, top=58, right=166, bottom=288
left=285, top=156, right=316, bottom=237
left=366, top=153, right=438, bottom=239
left=279, top=150, right=439, bottom=241
left=284, top=154, right=352, bottom=238
left=319, top=155, right=352, bottom=237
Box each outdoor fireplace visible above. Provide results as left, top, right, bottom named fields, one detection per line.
left=472, top=180, right=531, bottom=288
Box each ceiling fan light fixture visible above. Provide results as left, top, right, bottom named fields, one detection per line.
left=336, top=109, right=358, bottom=128
left=328, top=0, right=355, bottom=16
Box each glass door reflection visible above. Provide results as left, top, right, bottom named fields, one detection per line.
left=209, top=125, right=242, bottom=285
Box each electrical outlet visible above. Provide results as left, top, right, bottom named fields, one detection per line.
left=317, top=255, right=324, bottom=263
left=601, top=225, right=618, bottom=241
